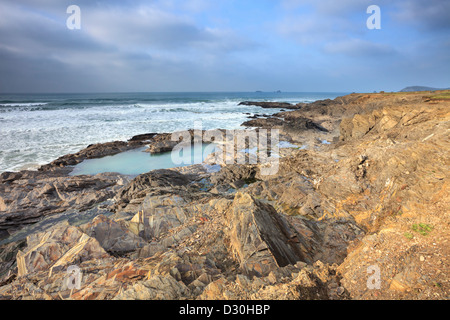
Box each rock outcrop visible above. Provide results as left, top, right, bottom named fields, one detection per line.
left=80, top=215, right=146, bottom=255
left=239, top=101, right=298, bottom=109
left=1, top=90, right=448, bottom=300
left=224, top=193, right=311, bottom=276
left=0, top=171, right=128, bottom=240
left=16, top=223, right=109, bottom=277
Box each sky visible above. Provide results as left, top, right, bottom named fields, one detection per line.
left=0, top=0, right=449, bottom=93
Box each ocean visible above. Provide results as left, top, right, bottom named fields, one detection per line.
left=0, top=92, right=346, bottom=173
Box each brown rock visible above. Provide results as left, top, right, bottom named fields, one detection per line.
left=81, top=215, right=146, bottom=255
left=225, top=192, right=310, bottom=276
left=113, top=275, right=191, bottom=300
left=16, top=223, right=109, bottom=277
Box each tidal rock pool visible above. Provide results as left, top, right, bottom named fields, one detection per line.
left=70, top=144, right=216, bottom=176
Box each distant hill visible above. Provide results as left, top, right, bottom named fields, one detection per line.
left=400, top=86, right=449, bottom=92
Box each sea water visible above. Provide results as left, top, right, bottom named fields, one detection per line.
left=0, top=92, right=346, bottom=172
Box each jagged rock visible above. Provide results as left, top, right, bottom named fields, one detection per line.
left=225, top=192, right=311, bottom=276
left=241, top=117, right=284, bottom=128
left=0, top=196, right=6, bottom=212
left=81, top=215, right=146, bottom=255
left=128, top=133, right=157, bottom=142
left=242, top=117, right=327, bottom=134
left=113, top=275, right=191, bottom=300
left=0, top=171, right=23, bottom=184
left=282, top=117, right=329, bottom=133
left=199, top=262, right=339, bottom=300
left=126, top=193, right=203, bottom=259
left=136, top=225, right=197, bottom=258
left=0, top=239, right=27, bottom=279
left=339, top=105, right=437, bottom=142
left=115, top=170, right=192, bottom=210
left=16, top=223, right=109, bottom=277
left=128, top=194, right=190, bottom=240
left=144, top=130, right=214, bottom=154
left=0, top=172, right=127, bottom=240
left=210, top=164, right=257, bottom=186
left=238, top=101, right=297, bottom=109
left=340, top=114, right=377, bottom=141
left=248, top=174, right=316, bottom=215
left=145, top=140, right=179, bottom=154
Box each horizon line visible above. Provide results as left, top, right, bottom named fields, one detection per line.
left=0, top=90, right=368, bottom=95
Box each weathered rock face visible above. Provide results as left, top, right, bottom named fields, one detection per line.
left=144, top=133, right=179, bottom=154
left=224, top=193, right=311, bottom=276
left=113, top=275, right=191, bottom=300
left=246, top=173, right=364, bottom=265
left=128, top=194, right=189, bottom=241
left=16, top=223, right=109, bottom=277
left=210, top=164, right=257, bottom=186
left=0, top=240, right=26, bottom=279
left=339, top=104, right=442, bottom=142
left=80, top=215, right=146, bottom=255
left=127, top=133, right=157, bottom=142
left=199, top=260, right=342, bottom=300
left=114, top=169, right=194, bottom=212
left=0, top=172, right=128, bottom=240
left=241, top=117, right=284, bottom=128
left=144, top=130, right=216, bottom=154
left=135, top=169, right=192, bottom=189
left=242, top=116, right=327, bottom=133
left=239, top=101, right=298, bottom=109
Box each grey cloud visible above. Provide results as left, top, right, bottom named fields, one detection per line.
left=82, top=6, right=256, bottom=53
left=0, top=0, right=259, bottom=92
left=1, top=0, right=255, bottom=53
left=0, top=2, right=115, bottom=55
left=281, top=0, right=369, bottom=15
left=323, top=39, right=397, bottom=57
left=391, top=0, right=450, bottom=31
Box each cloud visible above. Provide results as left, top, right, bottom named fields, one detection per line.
left=276, top=0, right=372, bottom=46
left=0, top=0, right=448, bottom=93
left=281, top=0, right=368, bottom=14
left=83, top=6, right=255, bottom=53
left=277, top=14, right=354, bottom=45
left=324, top=38, right=396, bottom=57
left=391, top=0, right=450, bottom=31
left=0, top=0, right=259, bottom=92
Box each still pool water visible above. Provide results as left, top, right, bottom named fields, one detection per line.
left=69, top=144, right=216, bottom=176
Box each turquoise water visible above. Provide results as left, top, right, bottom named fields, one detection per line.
left=70, top=144, right=216, bottom=176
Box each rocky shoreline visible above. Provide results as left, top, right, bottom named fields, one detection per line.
left=0, top=91, right=449, bottom=300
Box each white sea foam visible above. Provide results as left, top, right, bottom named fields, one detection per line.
left=0, top=102, right=48, bottom=107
